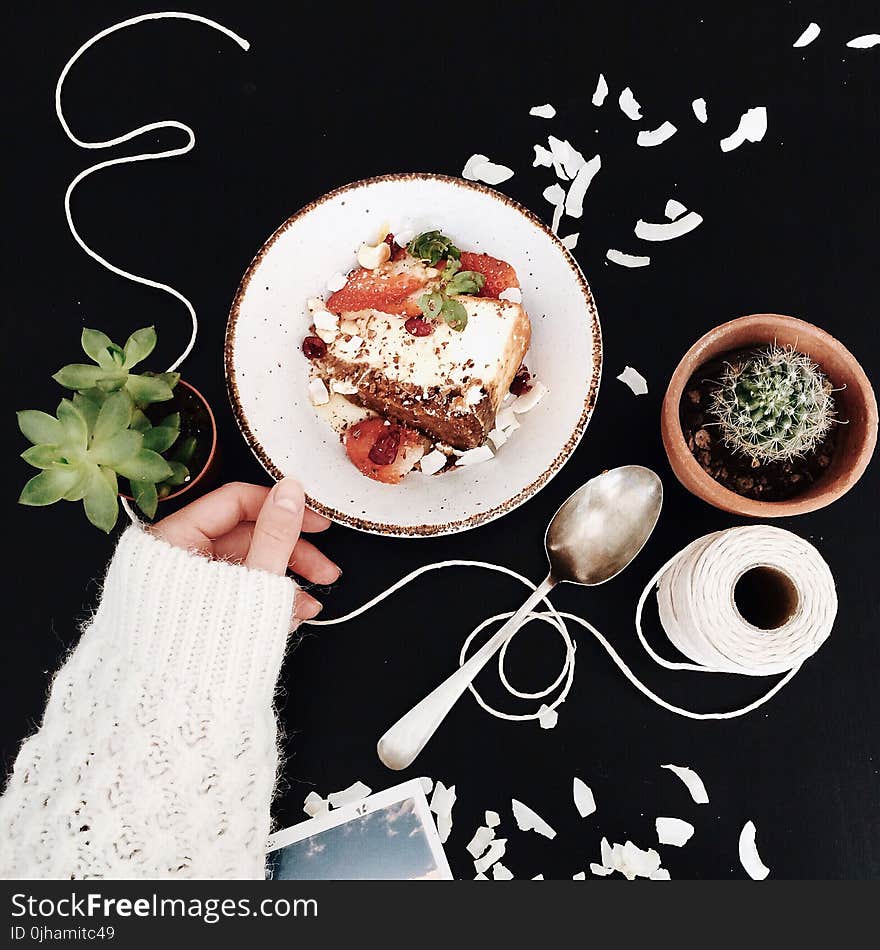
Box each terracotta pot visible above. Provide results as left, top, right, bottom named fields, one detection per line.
left=122, top=378, right=218, bottom=507
left=661, top=314, right=877, bottom=517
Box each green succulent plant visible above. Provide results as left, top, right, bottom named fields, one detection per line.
left=18, top=325, right=195, bottom=531
left=709, top=344, right=836, bottom=463
left=53, top=326, right=179, bottom=404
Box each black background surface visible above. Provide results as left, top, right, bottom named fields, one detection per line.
left=3, top=1, right=878, bottom=880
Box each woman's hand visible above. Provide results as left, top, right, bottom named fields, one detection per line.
left=151, top=479, right=338, bottom=620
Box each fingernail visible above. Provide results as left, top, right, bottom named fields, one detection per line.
left=273, top=477, right=304, bottom=514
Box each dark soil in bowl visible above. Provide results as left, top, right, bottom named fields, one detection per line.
left=679, top=348, right=838, bottom=502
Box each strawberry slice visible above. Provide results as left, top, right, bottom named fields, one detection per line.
left=344, top=418, right=427, bottom=484
left=326, top=265, right=427, bottom=316
left=458, top=252, right=519, bottom=299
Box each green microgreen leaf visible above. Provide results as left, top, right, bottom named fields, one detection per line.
left=445, top=270, right=486, bottom=297
left=441, top=297, right=468, bottom=331
left=407, top=231, right=461, bottom=266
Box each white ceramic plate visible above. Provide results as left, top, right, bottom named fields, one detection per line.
left=225, top=173, right=601, bottom=537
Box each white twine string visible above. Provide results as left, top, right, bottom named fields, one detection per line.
left=55, top=12, right=250, bottom=375
left=307, top=525, right=837, bottom=722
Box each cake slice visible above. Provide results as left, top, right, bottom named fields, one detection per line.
left=312, top=294, right=530, bottom=449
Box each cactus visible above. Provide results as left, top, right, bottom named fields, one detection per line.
left=709, top=344, right=835, bottom=463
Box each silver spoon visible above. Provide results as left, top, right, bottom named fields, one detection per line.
left=377, top=465, right=664, bottom=770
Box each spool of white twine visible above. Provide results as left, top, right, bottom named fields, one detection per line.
left=309, top=525, right=838, bottom=723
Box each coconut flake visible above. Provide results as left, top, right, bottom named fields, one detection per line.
left=533, top=144, right=554, bottom=168
left=846, top=34, right=880, bottom=49
left=606, top=248, right=651, bottom=268
left=637, top=121, right=677, bottom=147
left=335, top=334, right=365, bottom=356
left=548, top=135, right=586, bottom=179
left=692, top=97, right=708, bottom=123
left=474, top=837, right=507, bottom=874
left=454, top=445, right=495, bottom=467
left=327, top=780, right=371, bottom=808
left=793, top=22, right=821, bottom=47
left=529, top=103, right=556, bottom=118
left=303, top=791, right=329, bottom=818
left=665, top=198, right=688, bottom=220
left=326, top=272, right=348, bottom=292
left=512, top=799, right=557, bottom=840
left=616, top=366, right=648, bottom=396
left=467, top=825, right=496, bottom=859
left=330, top=378, right=358, bottom=395
left=543, top=182, right=566, bottom=206
left=485, top=810, right=501, bottom=828
left=488, top=428, right=508, bottom=449
left=492, top=862, right=514, bottom=880
left=564, top=154, right=601, bottom=218
left=572, top=871, right=586, bottom=880
left=561, top=233, right=579, bottom=250
left=650, top=868, right=672, bottom=880
left=618, top=87, right=642, bottom=120
left=532, top=874, right=544, bottom=880
left=537, top=703, right=558, bottom=729
left=419, top=449, right=447, bottom=476
left=600, top=838, right=613, bottom=867
left=495, top=407, right=519, bottom=432
left=463, top=155, right=515, bottom=185
left=635, top=211, right=703, bottom=241
left=429, top=780, right=456, bottom=817
left=420, top=777, right=434, bottom=795
left=656, top=816, right=695, bottom=847
left=308, top=378, right=330, bottom=407
left=499, top=286, right=523, bottom=303
left=590, top=863, right=613, bottom=877
left=592, top=73, right=608, bottom=107
left=313, top=309, right=338, bottom=332
left=720, top=106, right=768, bottom=152
left=573, top=778, right=597, bottom=818
left=511, top=381, right=548, bottom=414
left=662, top=764, right=709, bottom=804
left=474, top=872, right=488, bottom=880
left=608, top=841, right=663, bottom=881
left=739, top=820, right=770, bottom=880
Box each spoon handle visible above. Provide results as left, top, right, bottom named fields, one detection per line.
left=377, top=575, right=557, bottom=770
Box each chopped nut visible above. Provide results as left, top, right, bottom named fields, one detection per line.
left=357, top=241, right=392, bottom=270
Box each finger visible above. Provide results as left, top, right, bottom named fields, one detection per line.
left=245, top=478, right=305, bottom=575
left=153, top=482, right=270, bottom=550
left=289, top=537, right=342, bottom=584
left=294, top=590, right=323, bottom=621
left=303, top=508, right=332, bottom=533
left=211, top=523, right=253, bottom=563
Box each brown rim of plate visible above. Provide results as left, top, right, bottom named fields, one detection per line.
left=224, top=171, right=602, bottom=537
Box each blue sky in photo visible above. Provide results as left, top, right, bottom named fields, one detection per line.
left=268, top=797, right=444, bottom=880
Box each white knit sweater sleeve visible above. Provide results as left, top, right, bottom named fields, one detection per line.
left=0, top=526, right=297, bottom=880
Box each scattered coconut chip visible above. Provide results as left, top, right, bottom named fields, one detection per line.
left=739, top=820, right=770, bottom=880
left=419, top=449, right=447, bottom=476
left=606, top=248, right=651, bottom=268
left=543, top=182, right=566, bottom=206
left=548, top=135, right=586, bottom=179
left=656, top=816, right=695, bottom=847
left=303, top=791, right=329, bottom=818
left=326, top=272, right=348, bottom=292
left=495, top=407, right=519, bottom=432
left=327, top=780, right=372, bottom=808
left=592, top=73, right=609, bottom=107
left=330, top=379, right=358, bottom=395
left=492, top=862, right=514, bottom=880
left=313, top=309, right=338, bottom=332
left=474, top=872, right=488, bottom=880
left=462, top=153, right=489, bottom=178
left=793, top=22, right=820, bottom=47
left=551, top=204, right=564, bottom=234
left=308, top=378, right=330, bottom=407
left=533, top=144, right=554, bottom=168
left=530, top=103, right=556, bottom=118
left=429, top=780, right=456, bottom=817
left=511, top=381, right=548, bottom=414
left=454, top=445, right=495, bottom=467
left=600, top=837, right=613, bottom=867
left=650, top=868, right=672, bottom=880
left=420, top=777, right=434, bottom=795
left=561, top=233, right=579, bottom=250
left=512, top=799, right=557, bottom=840
left=635, top=211, right=703, bottom=241
left=488, top=428, right=508, bottom=449
left=307, top=296, right=325, bottom=314
left=846, top=34, right=880, bottom=49
left=485, top=810, right=501, bottom=828
left=565, top=154, right=601, bottom=218
left=499, top=286, right=523, bottom=303
left=720, top=106, right=768, bottom=152
left=436, top=812, right=453, bottom=844
left=463, top=155, right=515, bottom=185
left=572, top=871, right=586, bottom=880
left=467, top=826, right=496, bottom=859
left=590, top=863, right=612, bottom=876
left=532, top=874, right=544, bottom=880
left=637, top=121, right=677, bottom=147
left=665, top=198, right=688, bottom=220
left=692, top=97, right=708, bottom=123
left=474, top=838, right=507, bottom=874
left=537, top=703, right=558, bottom=729
left=662, top=764, right=709, bottom=804
left=616, top=366, right=648, bottom=396
left=618, top=86, right=642, bottom=120
left=573, top=778, right=597, bottom=818
left=608, top=841, right=662, bottom=881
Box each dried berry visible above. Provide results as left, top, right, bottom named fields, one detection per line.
left=404, top=316, right=434, bottom=337
left=510, top=366, right=532, bottom=396
left=302, top=336, right=327, bottom=360
left=368, top=425, right=402, bottom=466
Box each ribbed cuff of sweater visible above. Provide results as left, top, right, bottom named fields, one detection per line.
left=93, top=526, right=297, bottom=705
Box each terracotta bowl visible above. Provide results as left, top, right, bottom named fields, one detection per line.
left=661, top=313, right=878, bottom=517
